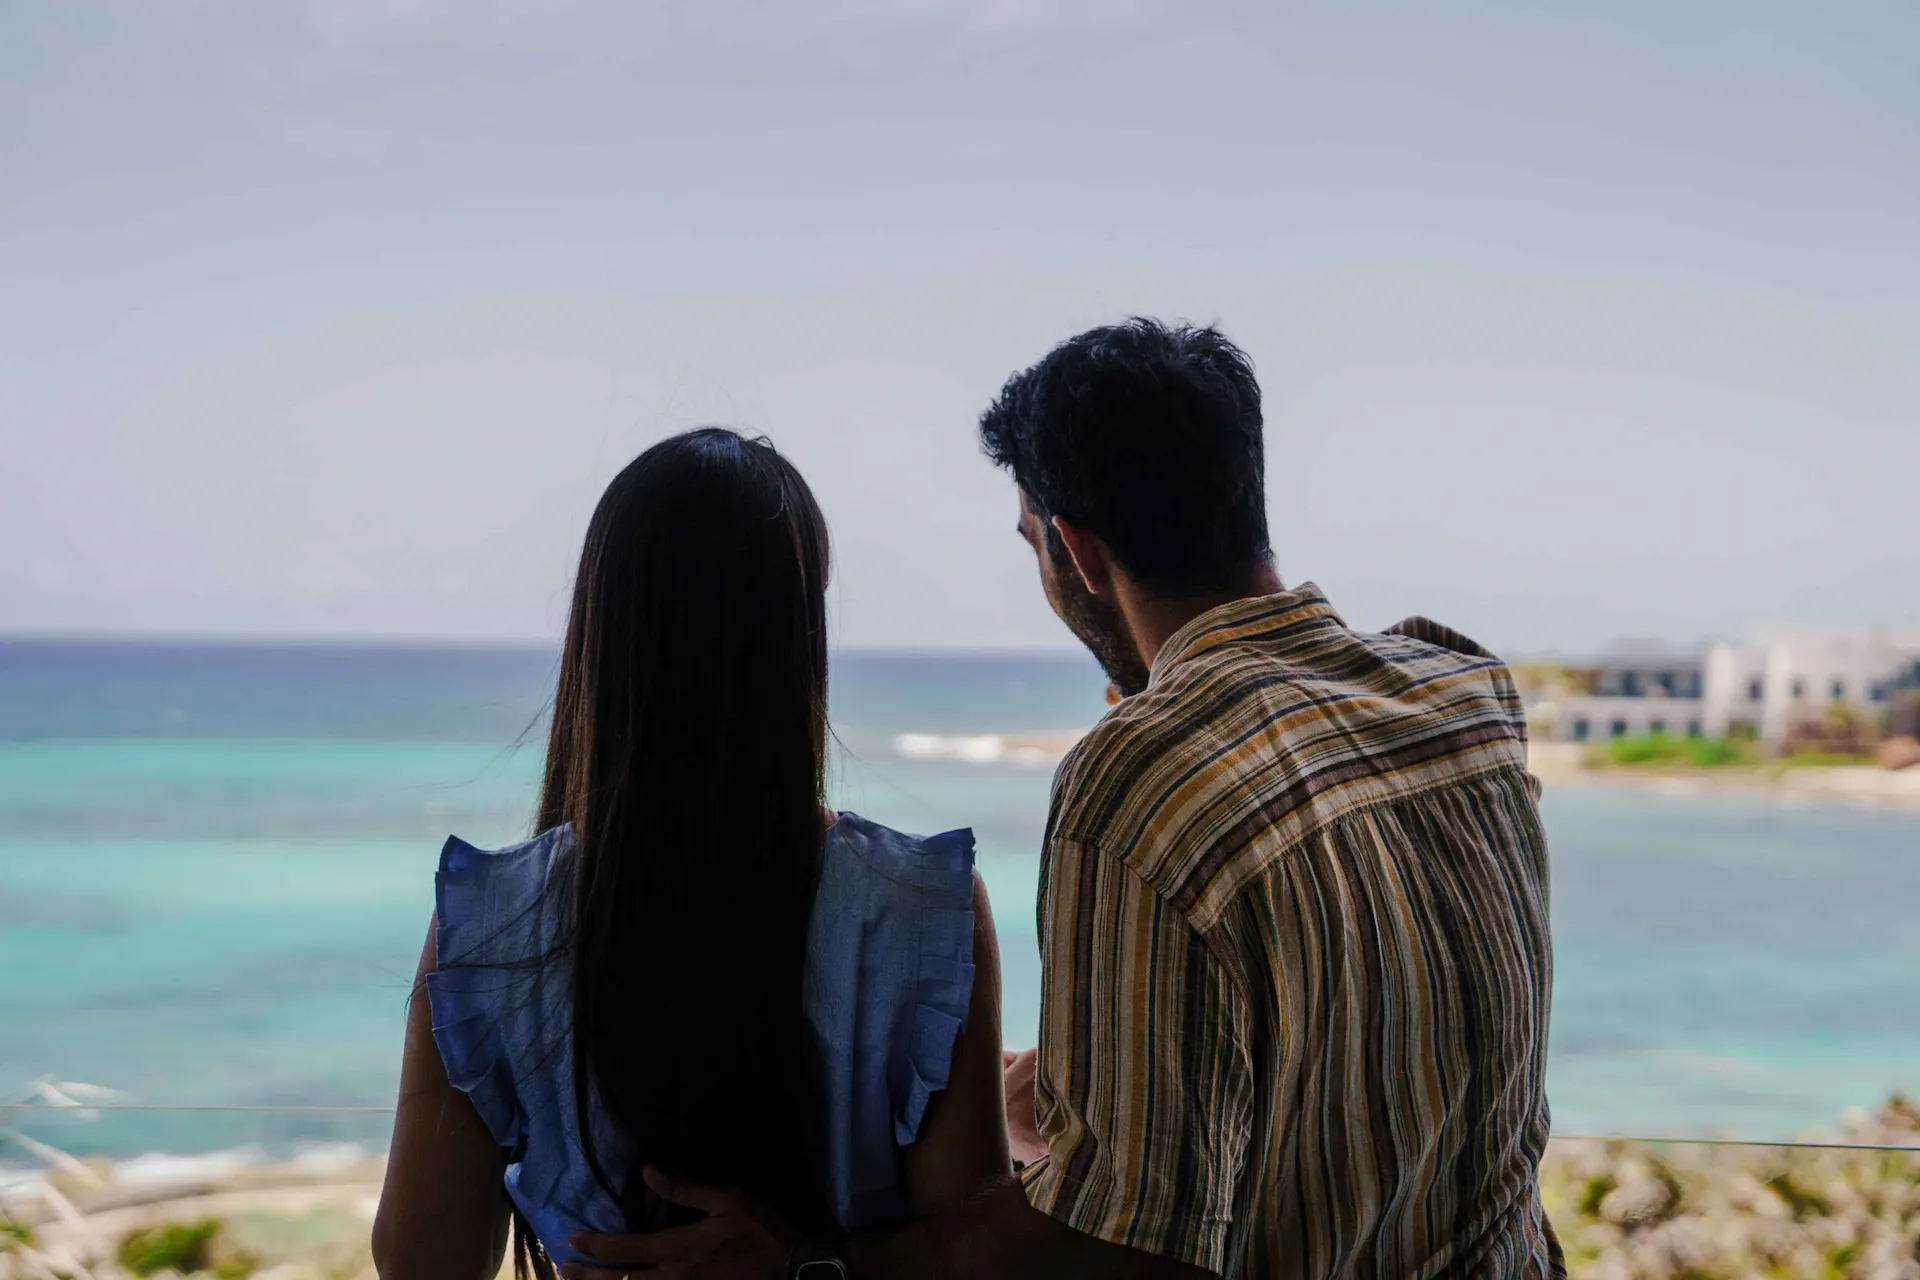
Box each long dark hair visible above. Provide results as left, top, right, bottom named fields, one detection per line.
left=516, top=428, right=833, bottom=1276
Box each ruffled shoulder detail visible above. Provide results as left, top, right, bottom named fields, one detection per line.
left=423, top=826, right=570, bottom=1155
left=833, top=815, right=979, bottom=1147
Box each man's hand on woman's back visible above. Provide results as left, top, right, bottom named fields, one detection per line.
left=1001, top=1049, right=1047, bottom=1167
left=564, top=1167, right=794, bottom=1280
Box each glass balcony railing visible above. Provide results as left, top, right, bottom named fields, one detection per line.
left=5, top=1101, right=1918, bottom=1280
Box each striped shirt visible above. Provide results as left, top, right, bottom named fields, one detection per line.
left=1022, top=585, right=1564, bottom=1279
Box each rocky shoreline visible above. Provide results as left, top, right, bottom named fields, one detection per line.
left=5, top=1101, right=1916, bottom=1279
left=1, top=1147, right=385, bottom=1280
left=1541, top=1097, right=1920, bottom=1279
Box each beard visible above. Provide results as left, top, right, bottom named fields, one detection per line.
left=1051, top=557, right=1152, bottom=698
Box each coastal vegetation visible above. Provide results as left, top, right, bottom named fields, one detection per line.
left=1602, top=732, right=1751, bottom=769
left=5, top=1102, right=1917, bottom=1278
left=1539, top=1096, right=1920, bottom=1279
left=115, top=1220, right=226, bottom=1276
left=1592, top=731, right=1877, bottom=773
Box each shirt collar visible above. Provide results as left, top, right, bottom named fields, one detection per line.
left=1148, top=582, right=1346, bottom=687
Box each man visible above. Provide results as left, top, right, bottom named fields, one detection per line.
left=568, top=319, right=1563, bottom=1278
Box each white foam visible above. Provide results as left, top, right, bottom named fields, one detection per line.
left=289, top=1142, right=367, bottom=1173
left=891, top=732, right=1078, bottom=768
left=895, top=732, right=1007, bottom=762
left=112, top=1146, right=265, bottom=1189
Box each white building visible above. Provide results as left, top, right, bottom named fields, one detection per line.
left=1530, top=645, right=1706, bottom=744
left=1703, top=631, right=1920, bottom=741
left=1543, top=695, right=1706, bottom=744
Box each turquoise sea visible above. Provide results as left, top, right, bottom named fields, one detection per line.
left=2, top=640, right=1916, bottom=1159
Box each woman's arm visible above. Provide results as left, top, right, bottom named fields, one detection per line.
left=898, top=870, right=1014, bottom=1216
left=373, top=921, right=512, bottom=1280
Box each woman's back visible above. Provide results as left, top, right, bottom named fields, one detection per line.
left=373, top=430, right=1009, bottom=1280
left=426, top=813, right=978, bottom=1266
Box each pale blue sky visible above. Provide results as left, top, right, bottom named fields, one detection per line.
left=3, top=0, right=1916, bottom=653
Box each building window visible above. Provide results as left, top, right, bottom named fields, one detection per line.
left=1792, top=678, right=1806, bottom=700
left=1831, top=679, right=1846, bottom=702
left=1650, top=719, right=1667, bottom=736
left=1572, top=719, right=1590, bottom=742
left=1748, top=678, right=1764, bottom=701
left=1687, top=721, right=1702, bottom=738
left=1871, top=684, right=1888, bottom=703
left=1611, top=719, right=1628, bottom=739
left=1620, top=672, right=1643, bottom=698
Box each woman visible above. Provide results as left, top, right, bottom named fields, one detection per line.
left=373, top=429, right=1010, bottom=1280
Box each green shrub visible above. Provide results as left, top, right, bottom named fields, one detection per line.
left=117, top=1221, right=220, bottom=1276
left=1606, top=733, right=1689, bottom=765
left=1577, top=1173, right=1616, bottom=1218
left=1605, top=733, right=1746, bottom=768
left=1687, top=737, right=1744, bottom=767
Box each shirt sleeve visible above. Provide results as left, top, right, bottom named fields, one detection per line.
left=1023, top=836, right=1255, bottom=1275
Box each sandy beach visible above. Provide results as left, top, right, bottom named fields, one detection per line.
left=1527, top=742, right=1920, bottom=812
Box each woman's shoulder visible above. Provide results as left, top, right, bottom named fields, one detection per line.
left=435, top=824, right=575, bottom=968
left=821, top=812, right=975, bottom=902
left=424, top=826, right=576, bottom=1156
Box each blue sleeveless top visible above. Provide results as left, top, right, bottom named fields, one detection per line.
left=424, top=814, right=976, bottom=1267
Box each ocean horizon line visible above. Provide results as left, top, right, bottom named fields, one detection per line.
left=0, top=631, right=1098, bottom=663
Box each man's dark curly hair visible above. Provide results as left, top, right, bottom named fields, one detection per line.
left=979, top=318, right=1270, bottom=597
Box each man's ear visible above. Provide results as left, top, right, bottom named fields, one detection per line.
left=1051, top=517, right=1115, bottom=597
